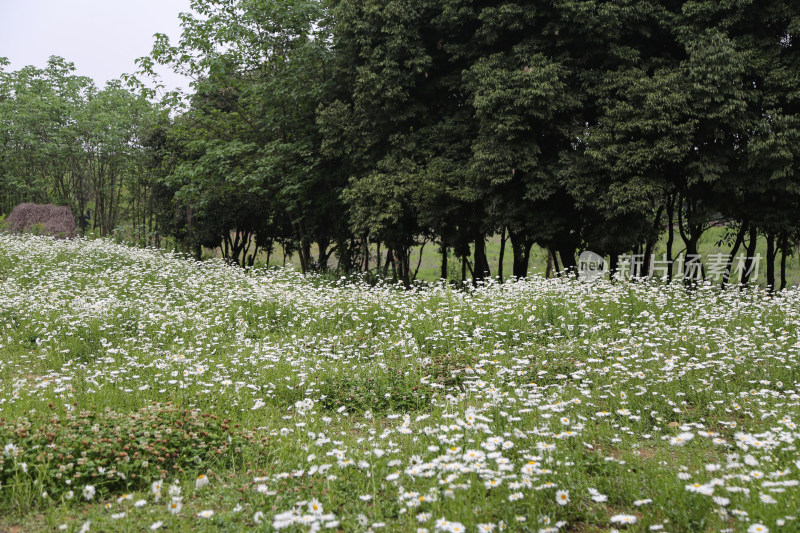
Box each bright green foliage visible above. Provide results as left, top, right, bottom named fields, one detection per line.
left=0, top=57, right=165, bottom=239
left=143, top=0, right=349, bottom=269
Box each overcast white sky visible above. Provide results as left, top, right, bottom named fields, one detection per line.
left=0, top=0, right=193, bottom=93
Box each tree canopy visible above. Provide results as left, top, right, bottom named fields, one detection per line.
left=2, top=0, right=798, bottom=288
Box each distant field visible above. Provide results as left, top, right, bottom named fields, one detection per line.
left=231, top=226, right=799, bottom=287
left=1, top=234, right=798, bottom=532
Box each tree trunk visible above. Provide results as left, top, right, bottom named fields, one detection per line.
left=301, top=241, right=311, bottom=273
left=645, top=202, right=665, bottom=276
left=722, top=223, right=747, bottom=289
left=552, top=248, right=562, bottom=276
left=609, top=251, right=619, bottom=280
left=780, top=233, right=788, bottom=291
left=222, top=234, right=230, bottom=259
left=509, top=231, right=532, bottom=279
left=397, top=247, right=410, bottom=285
left=388, top=248, right=397, bottom=280
left=766, top=232, right=776, bottom=293
left=497, top=227, right=506, bottom=283
left=741, top=226, right=758, bottom=287
left=336, top=235, right=353, bottom=274
left=677, top=193, right=705, bottom=285
left=247, top=240, right=260, bottom=267
left=383, top=249, right=392, bottom=278
left=412, top=240, right=427, bottom=281
left=317, top=237, right=330, bottom=272
left=440, top=243, right=448, bottom=281
left=684, top=236, right=703, bottom=286
left=363, top=236, right=369, bottom=272
left=465, top=256, right=475, bottom=280
left=666, top=194, right=675, bottom=282
left=473, top=233, right=490, bottom=282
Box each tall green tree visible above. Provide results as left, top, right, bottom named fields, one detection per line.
left=143, top=0, right=348, bottom=270
left=0, top=57, right=163, bottom=239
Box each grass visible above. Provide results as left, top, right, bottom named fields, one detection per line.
left=0, top=234, right=798, bottom=532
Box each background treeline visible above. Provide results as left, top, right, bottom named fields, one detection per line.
left=0, top=57, right=166, bottom=240
left=1, top=0, right=799, bottom=288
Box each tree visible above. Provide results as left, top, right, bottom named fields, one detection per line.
left=142, top=0, right=349, bottom=271
left=0, top=57, right=163, bottom=238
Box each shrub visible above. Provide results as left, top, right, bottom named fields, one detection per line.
left=5, top=203, right=76, bottom=238
left=0, top=403, right=266, bottom=506
left=319, top=374, right=435, bottom=413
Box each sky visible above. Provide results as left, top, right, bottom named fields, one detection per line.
left=0, top=0, right=193, bottom=93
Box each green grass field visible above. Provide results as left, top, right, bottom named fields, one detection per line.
left=1, top=234, right=799, bottom=532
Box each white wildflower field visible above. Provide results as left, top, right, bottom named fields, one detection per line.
left=1, top=235, right=799, bottom=533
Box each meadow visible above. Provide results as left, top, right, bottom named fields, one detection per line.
left=1, top=234, right=798, bottom=532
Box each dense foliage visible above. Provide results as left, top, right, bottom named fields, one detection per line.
left=1, top=0, right=799, bottom=287
left=0, top=57, right=167, bottom=241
